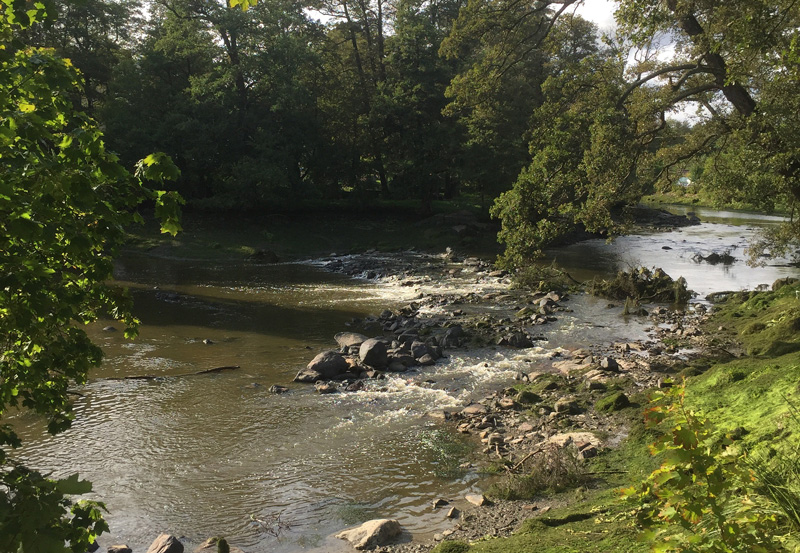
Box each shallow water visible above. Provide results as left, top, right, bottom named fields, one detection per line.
left=13, top=208, right=800, bottom=552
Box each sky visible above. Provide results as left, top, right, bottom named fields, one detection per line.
left=574, top=0, right=618, bottom=32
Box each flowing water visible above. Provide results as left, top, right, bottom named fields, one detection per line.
left=12, top=208, right=800, bottom=552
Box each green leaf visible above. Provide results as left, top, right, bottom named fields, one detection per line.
left=55, top=473, right=92, bottom=495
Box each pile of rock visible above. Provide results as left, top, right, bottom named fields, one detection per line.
left=294, top=327, right=451, bottom=387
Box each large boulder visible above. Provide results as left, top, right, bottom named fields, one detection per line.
left=359, top=338, right=389, bottom=369
left=295, top=351, right=348, bottom=382
left=146, top=535, right=184, bottom=553
left=335, top=332, right=369, bottom=349
left=336, top=519, right=402, bottom=550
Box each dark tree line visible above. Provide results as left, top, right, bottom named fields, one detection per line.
left=18, top=0, right=598, bottom=215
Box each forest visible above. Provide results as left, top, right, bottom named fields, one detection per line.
left=13, top=0, right=800, bottom=262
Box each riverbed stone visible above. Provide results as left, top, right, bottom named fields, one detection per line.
left=108, top=546, right=132, bottom=553
left=304, top=350, right=349, bottom=380
left=599, top=357, right=619, bottom=372
left=410, top=340, right=430, bottom=359
left=359, top=338, right=389, bottom=369
left=461, top=404, right=487, bottom=416
left=418, top=354, right=436, bottom=366
left=336, top=519, right=403, bottom=550
left=193, top=538, right=246, bottom=553
left=146, top=534, right=184, bottom=553
left=595, top=391, right=630, bottom=412
left=335, top=332, right=369, bottom=348
left=465, top=494, right=490, bottom=506
left=268, top=385, right=289, bottom=394
left=554, top=397, right=580, bottom=414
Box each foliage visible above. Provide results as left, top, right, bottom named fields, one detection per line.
left=589, top=267, right=692, bottom=305
left=622, top=385, right=784, bottom=553
left=1, top=1, right=181, bottom=550
left=488, top=445, right=587, bottom=500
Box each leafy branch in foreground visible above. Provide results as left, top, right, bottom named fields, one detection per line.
left=622, top=384, right=783, bottom=553
left=0, top=2, right=182, bottom=551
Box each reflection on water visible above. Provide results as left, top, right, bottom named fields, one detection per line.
left=14, top=209, right=800, bottom=552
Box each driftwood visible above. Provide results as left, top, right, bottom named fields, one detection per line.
left=102, top=365, right=241, bottom=381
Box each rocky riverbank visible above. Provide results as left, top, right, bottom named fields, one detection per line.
left=284, top=250, right=719, bottom=552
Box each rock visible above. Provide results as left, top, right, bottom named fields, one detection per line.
left=346, top=380, right=366, bottom=392
left=595, top=391, right=630, bottom=412
left=202, top=338, right=213, bottom=345
left=146, top=535, right=184, bottom=553
left=268, top=385, right=289, bottom=394
left=335, top=332, right=369, bottom=348
left=498, top=332, right=534, bottom=348
left=446, top=507, right=459, bottom=519
left=517, top=422, right=535, bottom=433
left=514, top=390, right=541, bottom=404
left=418, top=354, right=436, bottom=366
left=497, top=397, right=518, bottom=410
left=108, top=547, right=132, bottom=553
left=578, top=444, right=598, bottom=459
left=102, top=326, right=117, bottom=332
left=552, top=358, right=591, bottom=374
left=585, top=380, right=606, bottom=391
left=548, top=432, right=601, bottom=448
left=486, top=433, right=504, bottom=446
left=461, top=404, right=487, bottom=416
left=249, top=249, right=280, bottom=263
left=599, top=357, right=619, bottom=372
left=301, top=351, right=349, bottom=381
left=465, top=494, right=490, bottom=507
left=193, top=538, right=245, bottom=553
left=336, top=519, right=403, bottom=550
left=410, top=340, right=430, bottom=359
left=359, top=338, right=389, bottom=369
left=433, top=498, right=450, bottom=508
left=773, top=277, right=799, bottom=291
left=315, top=382, right=338, bottom=394
left=554, top=398, right=580, bottom=414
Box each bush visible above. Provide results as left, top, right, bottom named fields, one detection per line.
left=489, top=446, right=587, bottom=500
left=622, top=384, right=784, bottom=552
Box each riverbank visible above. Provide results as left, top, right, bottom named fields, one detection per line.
left=35, top=208, right=798, bottom=552
left=372, top=279, right=800, bottom=553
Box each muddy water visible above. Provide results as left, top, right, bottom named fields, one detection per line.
left=13, top=209, right=800, bottom=553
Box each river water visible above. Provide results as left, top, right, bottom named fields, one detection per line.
left=13, top=208, right=800, bottom=552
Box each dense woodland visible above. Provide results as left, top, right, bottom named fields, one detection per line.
left=3, top=1, right=800, bottom=549
left=14, top=0, right=800, bottom=263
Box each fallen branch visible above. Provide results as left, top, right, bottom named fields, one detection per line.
left=102, top=366, right=241, bottom=381
left=512, top=447, right=545, bottom=472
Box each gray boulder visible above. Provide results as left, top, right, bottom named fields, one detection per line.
left=359, top=338, right=389, bottom=369
left=336, top=519, right=402, bottom=550
left=335, top=332, right=369, bottom=349
left=295, top=351, right=348, bottom=382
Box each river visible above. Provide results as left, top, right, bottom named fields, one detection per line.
left=13, top=208, right=800, bottom=552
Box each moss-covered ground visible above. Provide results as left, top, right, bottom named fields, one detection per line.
left=433, top=281, right=800, bottom=552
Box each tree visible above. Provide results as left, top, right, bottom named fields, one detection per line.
left=0, top=2, right=181, bottom=550
left=449, top=0, right=800, bottom=266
